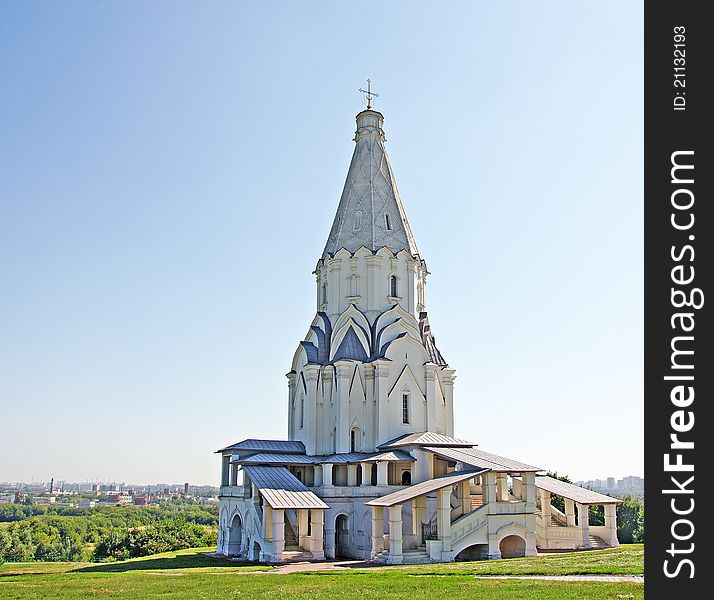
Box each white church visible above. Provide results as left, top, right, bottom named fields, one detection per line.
left=215, top=96, right=622, bottom=564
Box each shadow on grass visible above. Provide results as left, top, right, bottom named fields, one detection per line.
left=71, top=552, right=255, bottom=573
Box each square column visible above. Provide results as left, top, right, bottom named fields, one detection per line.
left=271, top=508, right=285, bottom=557
left=313, top=464, right=323, bottom=487
left=482, top=471, right=497, bottom=507
left=262, top=504, right=273, bottom=540
left=309, top=509, right=325, bottom=559
left=377, top=461, right=389, bottom=486
left=540, top=489, right=552, bottom=528
left=387, top=504, right=403, bottom=564
left=604, top=504, right=619, bottom=546
left=347, top=464, right=358, bottom=487
left=565, top=499, right=576, bottom=526
left=496, top=473, right=508, bottom=501
left=577, top=503, right=591, bottom=547
left=521, top=472, right=536, bottom=511
left=360, top=462, right=371, bottom=486
left=436, top=487, right=452, bottom=551
left=322, top=463, right=334, bottom=487
left=370, top=506, right=385, bottom=558
left=298, top=509, right=309, bottom=548
left=412, top=496, right=427, bottom=543
left=459, top=480, right=470, bottom=515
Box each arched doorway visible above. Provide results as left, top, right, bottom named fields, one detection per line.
left=335, top=514, right=349, bottom=558
left=499, top=534, right=526, bottom=558
left=251, top=540, right=262, bottom=562
left=227, top=513, right=243, bottom=556
left=401, top=471, right=412, bottom=485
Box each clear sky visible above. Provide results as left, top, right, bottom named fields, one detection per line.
left=0, top=1, right=643, bottom=485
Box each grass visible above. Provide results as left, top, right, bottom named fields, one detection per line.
left=0, top=545, right=644, bottom=599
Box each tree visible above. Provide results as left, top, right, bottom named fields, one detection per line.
left=617, top=495, right=644, bottom=543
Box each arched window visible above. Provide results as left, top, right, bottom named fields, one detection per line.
left=402, top=392, right=410, bottom=424
left=348, top=273, right=359, bottom=297
left=390, top=275, right=398, bottom=298
left=322, top=283, right=328, bottom=305
left=350, top=427, right=361, bottom=452
left=384, top=213, right=392, bottom=231
left=401, top=471, right=412, bottom=485
left=354, top=210, right=363, bottom=230
left=299, top=396, right=305, bottom=429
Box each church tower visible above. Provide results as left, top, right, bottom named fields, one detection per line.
left=288, top=106, right=456, bottom=455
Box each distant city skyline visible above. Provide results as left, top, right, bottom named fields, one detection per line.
left=0, top=1, right=643, bottom=485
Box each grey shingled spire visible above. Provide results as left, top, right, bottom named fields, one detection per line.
left=322, top=109, right=419, bottom=259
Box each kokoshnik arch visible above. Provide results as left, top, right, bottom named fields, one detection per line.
left=215, top=97, right=622, bottom=564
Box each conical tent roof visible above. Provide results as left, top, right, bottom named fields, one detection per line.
left=322, top=109, right=419, bottom=259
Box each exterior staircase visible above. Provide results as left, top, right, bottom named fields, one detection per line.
left=469, top=496, right=484, bottom=511
left=373, top=547, right=432, bottom=564
left=588, top=535, right=608, bottom=549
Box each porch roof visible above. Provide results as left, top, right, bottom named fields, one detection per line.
left=366, top=469, right=488, bottom=507
left=378, top=431, right=474, bottom=449
left=425, top=446, right=542, bottom=473
left=216, top=439, right=306, bottom=454
left=531, top=476, right=623, bottom=505
left=243, top=466, right=329, bottom=510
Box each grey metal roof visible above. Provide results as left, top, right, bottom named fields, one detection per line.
left=232, top=453, right=319, bottom=465
left=360, top=450, right=415, bottom=462
left=418, top=312, right=448, bottom=366
left=243, top=466, right=329, bottom=510
left=379, top=432, right=475, bottom=449
left=531, top=476, right=623, bottom=505
left=366, top=469, right=488, bottom=507
left=322, top=109, right=419, bottom=259
left=215, top=439, right=306, bottom=454
left=425, top=446, right=541, bottom=473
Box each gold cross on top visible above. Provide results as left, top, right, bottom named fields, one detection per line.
left=358, top=79, right=379, bottom=109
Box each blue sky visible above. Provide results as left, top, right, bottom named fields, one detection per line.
left=0, top=1, right=643, bottom=485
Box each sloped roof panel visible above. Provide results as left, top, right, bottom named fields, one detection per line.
left=532, top=476, right=623, bottom=504
left=425, top=446, right=541, bottom=472
left=366, top=469, right=488, bottom=507
left=243, top=466, right=328, bottom=510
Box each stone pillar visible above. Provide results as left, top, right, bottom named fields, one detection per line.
left=540, top=490, right=552, bottom=529
left=347, top=464, right=358, bottom=487
left=459, top=479, right=470, bottom=515
left=370, top=506, right=385, bottom=558
left=303, top=364, right=320, bottom=454
left=298, top=509, right=309, bottom=548
left=482, top=471, right=497, bottom=507
left=360, top=462, right=371, bottom=486
left=335, top=361, right=352, bottom=453
left=512, top=477, right=523, bottom=499
left=577, top=503, right=591, bottom=548
left=324, top=518, right=336, bottom=560
left=565, top=499, right=576, bottom=527
left=387, top=505, right=403, bottom=564
left=411, top=449, right=434, bottom=484
left=604, top=504, right=619, bottom=546
left=412, top=496, right=427, bottom=543
left=221, top=455, right=230, bottom=487
left=263, top=505, right=273, bottom=540
left=522, top=472, right=536, bottom=511
left=313, top=464, right=323, bottom=487
left=425, top=364, right=438, bottom=431
left=496, top=473, right=508, bottom=501
left=377, top=461, right=389, bottom=486
left=436, top=487, right=452, bottom=551
left=442, top=368, right=456, bottom=437
left=229, top=463, right=237, bottom=486
left=271, top=509, right=285, bottom=557
left=310, top=509, right=325, bottom=559
left=287, top=371, right=296, bottom=439
left=322, top=463, right=334, bottom=487
left=373, top=360, right=390, bottom=443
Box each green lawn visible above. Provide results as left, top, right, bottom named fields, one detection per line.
left=0, top=545, right=644, bottom=599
